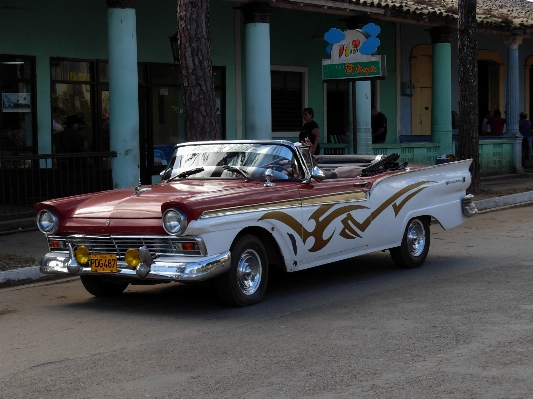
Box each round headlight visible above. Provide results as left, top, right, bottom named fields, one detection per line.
left=36, top=210, right=59, bottom=234
left=162, top=208, right=188, bottom=235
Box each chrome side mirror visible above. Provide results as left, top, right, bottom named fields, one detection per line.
left=264, top=168, right=276, bottom=187
left=302, top=166, right=325, bottom=184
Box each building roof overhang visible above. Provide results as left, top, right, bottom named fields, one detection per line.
left=230, top=0, right=533, bottom=37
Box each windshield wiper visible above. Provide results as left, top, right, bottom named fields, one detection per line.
left=223, top=165, right=249, bottom=181
left=167, top=167, right=205, bottom=181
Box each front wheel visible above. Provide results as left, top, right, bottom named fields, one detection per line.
left=215, top=235, right=269, bottom=307
left=390, top=217, right=430, bottom=269
left=80, top=275, right=129, bottom=297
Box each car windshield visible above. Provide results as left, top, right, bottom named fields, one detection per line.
left=165, top=142, right=305, bottom=181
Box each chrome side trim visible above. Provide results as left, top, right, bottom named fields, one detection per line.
left=200, top=199, right=302, bottom=219
left=40, top=251, right=232, bottom=282
left=301, top=190, right=368, bottom=206
left=200, top=190, right=368, bottom=219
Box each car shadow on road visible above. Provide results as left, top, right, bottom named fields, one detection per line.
left=61, top=250, right=448, bottom=318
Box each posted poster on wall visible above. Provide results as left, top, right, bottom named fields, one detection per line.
left=2, top=93, right=31, bottom=112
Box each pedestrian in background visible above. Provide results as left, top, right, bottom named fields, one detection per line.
left=54, top=115, right=89, bottom=154
left=489, top=109, right=506, bottom=136
left=519, top=112, right=531, bottom=163
left=371, top=106, right=387, bottom=144
left=481, top=110, right=491, bottom=135
left=52, top=107, right=64, bottom=134
left=299, top=107, right=321, bottom=155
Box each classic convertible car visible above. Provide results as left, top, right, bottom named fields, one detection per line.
left=36, top=140, right=477, bottom=306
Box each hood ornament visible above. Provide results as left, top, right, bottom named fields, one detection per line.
left=133, top=179, right=151, bottom=196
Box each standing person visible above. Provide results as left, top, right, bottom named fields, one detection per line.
left=489, top=109, right=506, bottom=136
left=52, top=107, right=64, bottom=134
left=519, top=112, right=531, bottom=163
left=54, top=114, right=90, bottom=162
left=481, top=111, right=491, bottom=135
left=371, top=106, right=387, bottom=144
left=299, top=107, right=321, bottom=155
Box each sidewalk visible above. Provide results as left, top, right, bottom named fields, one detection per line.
left=1, top=172, right=532, bottom=288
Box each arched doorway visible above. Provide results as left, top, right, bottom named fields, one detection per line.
left=477, top=50, right=504, bottom=129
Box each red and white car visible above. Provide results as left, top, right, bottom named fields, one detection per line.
left=36, top=141, right=477, bottom=306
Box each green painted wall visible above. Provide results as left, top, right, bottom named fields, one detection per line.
left=0, top=0, right=396, bottom=153
left=269, top=9, right=344, bottom=138
left=376, top=21, right=397, bottom=144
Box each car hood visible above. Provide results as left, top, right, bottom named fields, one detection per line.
left=44, top=180, right=293, bottom=221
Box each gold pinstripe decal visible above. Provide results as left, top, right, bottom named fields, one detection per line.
left=259, top=181, right=435, bottom=252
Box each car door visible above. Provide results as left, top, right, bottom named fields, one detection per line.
left=296, top=178, right=371, bottom=269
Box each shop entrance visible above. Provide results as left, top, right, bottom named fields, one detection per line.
left=52, top=59, right=226, bottom=185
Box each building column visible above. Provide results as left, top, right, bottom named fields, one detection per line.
left=504, top=35, right=524, bottom=172
left=343, top=17, right=372, bottom=155
left=347, top=82, right=355, bottom=154
left=107, top=0, right=140, bottom=188
left=241, top=3, right=272, bottom=140
left=504, top=35, right=522, bottom=137
left=356, top=81, right=372, bottom=155
left=429, top=27, right=453, bottom=155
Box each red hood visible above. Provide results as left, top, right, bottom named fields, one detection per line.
left=36, top=180, right=298, bottom=222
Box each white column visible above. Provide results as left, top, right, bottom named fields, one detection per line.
left=107, top=6, right=140, bottom=188
left=241, top=3, right=272, bottom=140
left=356, top=81, right=372, bottom=155
left=504, top=35, right=524, bottom=173
left=347, top=82, right=354, bottom=154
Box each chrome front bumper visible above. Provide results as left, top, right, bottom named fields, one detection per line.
left=40, top=250, right=232, bottom=282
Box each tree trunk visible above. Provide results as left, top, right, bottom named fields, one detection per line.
left=457, top=0, right=480, bottom=193
left=177, top=0, right=219, bottom=141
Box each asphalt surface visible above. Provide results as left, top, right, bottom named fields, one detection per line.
left=0, top=173, right=532, bottom=287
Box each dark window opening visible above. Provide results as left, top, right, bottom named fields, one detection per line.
left=271, top=70, right=303, bottom=131
left=1, top=55, right=37, bottom=157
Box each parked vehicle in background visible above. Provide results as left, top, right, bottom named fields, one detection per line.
left=36, top=140, right=477, bottom=306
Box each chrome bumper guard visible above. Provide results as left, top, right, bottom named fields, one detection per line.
left=40, top=250, right=232, bottom=282
left=461, top=194, right=478, bottom=217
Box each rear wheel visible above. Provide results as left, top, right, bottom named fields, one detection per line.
left=390, top=217, right=430, bottom=269
left=215, top=235, right=268, bottom=307
left=80, top=275, right=129, bottom=297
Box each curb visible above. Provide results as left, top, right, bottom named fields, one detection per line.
left=0, top=266, right=67, bottom=288
left=473, top=191, right=533, bottom=211
left=0, top=218, right=36, bottom=235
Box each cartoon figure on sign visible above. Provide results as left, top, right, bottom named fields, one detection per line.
left=324, top=23, right=381, bottom=58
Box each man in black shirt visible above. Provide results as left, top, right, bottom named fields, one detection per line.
left=371, top=106, right=387, bottom=144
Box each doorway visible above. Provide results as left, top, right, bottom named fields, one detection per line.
left=411, top=45, right=433, bottom=136
left=326, top=81, right=349, bottom=143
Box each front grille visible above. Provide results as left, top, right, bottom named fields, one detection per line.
left=47, top=235, right=205, bottom=257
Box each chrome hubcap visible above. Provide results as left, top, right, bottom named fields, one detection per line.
left=236, top=249, right=262, bottom=296
left=406, top=219, right=426, bottom=257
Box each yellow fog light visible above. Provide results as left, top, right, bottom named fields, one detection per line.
left=75, top=246, right=89, bottom=265
left=125, top=248, right=140, bottom=268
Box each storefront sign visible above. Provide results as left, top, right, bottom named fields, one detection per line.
left=154, top=145, right=174, bottom=167
left=2, top=93, right=31, bottom=112
left=322, top=24, right=386, bottom=81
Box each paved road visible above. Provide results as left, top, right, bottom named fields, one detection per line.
left=1, top=206, right=533, bottom=398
